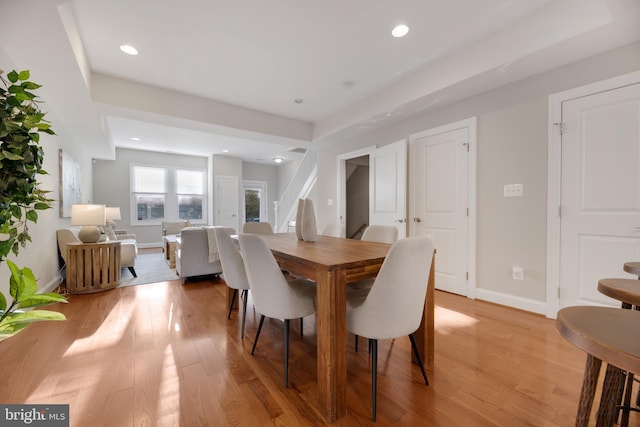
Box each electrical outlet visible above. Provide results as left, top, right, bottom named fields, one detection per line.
left=512, top=266, right=524, bottom=281
left=327, top=198, right=333, bottom=206
left=504, top=184, right=523, bottom=197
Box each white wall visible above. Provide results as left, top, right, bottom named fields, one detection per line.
left=0, top=47, right=95, bottom=298
left=313, top=41, right=640, bottom=308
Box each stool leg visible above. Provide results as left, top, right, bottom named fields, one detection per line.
left=576, top=354, right=602, bottom=427
left=596, top=364, right=624, bottom=427
left=620, top=373, right=635, bottom=427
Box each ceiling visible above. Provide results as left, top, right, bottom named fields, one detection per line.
left=1, top=0, right=639, bottom=164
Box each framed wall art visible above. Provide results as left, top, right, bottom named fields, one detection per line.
left=59, top=149, right=81, bottom=218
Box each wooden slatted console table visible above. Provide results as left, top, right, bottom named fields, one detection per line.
left=66, top=241, right=121, bottom=294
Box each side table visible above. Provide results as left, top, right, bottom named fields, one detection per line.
left=66, top=241, right=121, bottom=294
left=163, top=234, right=178, bottom=268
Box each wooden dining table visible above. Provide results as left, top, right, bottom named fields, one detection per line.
left=254, top=233, right=436, bottom=423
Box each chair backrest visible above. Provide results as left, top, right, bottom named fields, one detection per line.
left=162, top=220, right=190, bottom=236
left=242, top=222, right=273, bottom=234
left=238, top=233, right=311, bottom=319
left=361, top=225, right=398, bottom=244
left=321, top=223, right=345, bottom=238
left=349, top=237, right=435, bottom=339
left=213, top=227, right=250, bottom=291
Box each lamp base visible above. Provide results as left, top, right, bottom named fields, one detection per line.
left=78, top=226, right=101, bottom=243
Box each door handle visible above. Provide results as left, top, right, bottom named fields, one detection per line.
left=414, top=217, right=422, bottom=223
left=394, top=218, right=405, bottom=223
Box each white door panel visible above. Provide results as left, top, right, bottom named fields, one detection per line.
left=559, top=82, right=640, bottom=308
left=411, top=127, right=469, bottom=296
left=369, top=140, right=407, bottom=237
left=215, top=175, right=239, bottom=232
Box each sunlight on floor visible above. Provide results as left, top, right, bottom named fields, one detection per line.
left=435, top=306, right=478, bottom=334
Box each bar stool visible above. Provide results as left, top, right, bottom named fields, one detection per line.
left=556, top=306, right=640, bottom=427
left=597, top=278, right=640, bottom=426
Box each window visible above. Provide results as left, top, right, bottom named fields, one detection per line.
left=131, top=165, right=207, bottom=225
left=176, top=169, right=205, bottom=221
left=132, top=166, right=166, bottom=222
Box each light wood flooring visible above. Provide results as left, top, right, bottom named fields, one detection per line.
left=0, top=275, right=638, bottom=426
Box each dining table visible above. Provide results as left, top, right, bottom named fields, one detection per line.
left=245, top=232, right=436, bottom=423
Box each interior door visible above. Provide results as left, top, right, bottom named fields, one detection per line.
left=410, top=127, right=469, bottom=296
left=215, top=175, right=239, bottom=232
left=559, top=82, right=640, bottom=309
left=369, top=140, right=407, bottom=237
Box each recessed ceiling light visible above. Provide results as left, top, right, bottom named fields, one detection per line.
left=273, top=157, right=284, bottom=163
left=130, top=137, right=140, bottom=141
left=391, top=24, right=409, bottom=38
left=222, top=149, right=229, bottom=153
left=120, top=44, right=139, bottom=55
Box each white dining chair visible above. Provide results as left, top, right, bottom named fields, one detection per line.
left=353, top=224, right=400, bottom=351
left=361, top=224, right=398, bottom=244
left=213, top=227, right=251, bottom=338
left=238, top=233, right=316, bottom=388
left=346, top=236, right=435, bottom=421
left=321, top=223, right=345, bottom=238
left=242, top=221, right=273, bottom=234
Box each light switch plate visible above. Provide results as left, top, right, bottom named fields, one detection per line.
left=504, top=184, right=523, bottom=197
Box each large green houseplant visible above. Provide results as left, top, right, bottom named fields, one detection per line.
left=0, top=69, right=67, bottom=341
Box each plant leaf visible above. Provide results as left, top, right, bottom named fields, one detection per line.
left=18, top=293, right=68, bottom=309
left=0, top=310, right=66, bottom=340
left=0, top=292, right=6, bottom=312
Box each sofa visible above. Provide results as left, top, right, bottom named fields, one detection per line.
left=57, top=227, right=138, bottom=277
left=175, top=226, right=233, bottom=283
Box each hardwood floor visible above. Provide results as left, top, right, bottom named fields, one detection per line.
left=1, top=277, right=638, bottom=426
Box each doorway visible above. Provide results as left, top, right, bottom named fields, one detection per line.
left=345, top=155, right=369, bottom=239
left=243, top=180, right=268, bottom=223
left=547, top=71, right=640, bottom=317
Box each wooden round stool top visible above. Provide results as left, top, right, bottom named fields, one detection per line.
left=557, top=306, right=640, bottom=376
left=598, top=278, right=640, bottom=307
left=623, top=262, right=640, bottom=277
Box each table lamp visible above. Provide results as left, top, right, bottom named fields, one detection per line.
left=71, top=204, right=106, bottom=243
left=105, top=206, right=121, bottom=228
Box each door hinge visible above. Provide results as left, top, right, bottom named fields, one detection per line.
left=467, top=208, right=469, bottom=217
left=466, top=272, right=469, bottom=281
left=554, top=122, right=565, bottom=135
left=558, top=206, right=561, bottom=218
left=557, top=287, right=560, bottom=298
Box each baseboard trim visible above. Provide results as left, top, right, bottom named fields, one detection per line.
left=40, top=274, right=64, bottom=294
left=474, top=288, right=547, bottom=316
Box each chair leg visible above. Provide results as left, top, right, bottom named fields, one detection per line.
left=284, top=319, right=290, bottom=388
left=251, top=315, right=266, bottom=355
left=241, top=290, right=248, bottom=339
left=409, top=333, right=429, bottom=386
left=128, top=267, right=137, bottom=278
left=300, top=317, right=303, bottom=336
left=355, top=335, right=358, bottom=352
left=227, top=289, right=238, bottom=319
left=371, top=338, right=378, bottom=422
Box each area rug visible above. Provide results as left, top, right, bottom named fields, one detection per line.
left=119, top=252, right=179, bottom=287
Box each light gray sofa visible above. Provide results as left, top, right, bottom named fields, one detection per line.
left=175, top=227, right=234, bottom=283
left=57, top=227, right=138, bottom=277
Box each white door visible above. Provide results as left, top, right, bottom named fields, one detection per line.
left=369, top=140, right=407, bottom=237
left=215, top=175, right=239, bottom=232
left=410, top=125, right=470, bottom=296
left=559, top=82, right=640, bottom=309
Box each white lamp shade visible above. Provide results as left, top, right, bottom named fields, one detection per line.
left=105, top=207, right=121, bottom=221
left=71, top=204, right=106, bottom=226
